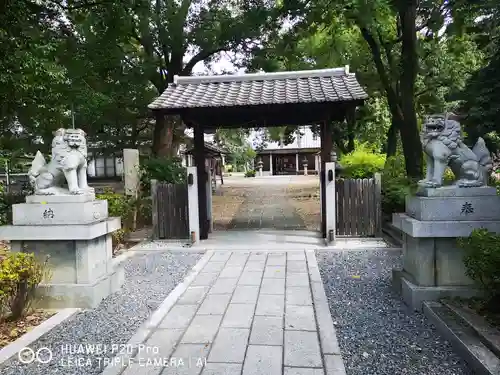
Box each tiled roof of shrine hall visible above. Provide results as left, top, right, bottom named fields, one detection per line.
left=148, top=66, right=368, bottom=110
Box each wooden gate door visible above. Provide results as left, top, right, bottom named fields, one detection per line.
left=152, top=180, right=190, bottom=240
left=335, top=175, right=382, bottom=237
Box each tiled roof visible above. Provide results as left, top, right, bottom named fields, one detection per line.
left=148, top=67, right=368, bottom=110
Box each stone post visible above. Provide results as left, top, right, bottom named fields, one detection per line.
left=187, top=166, right=200, bottom=243
left=295, top=153, right=299, bottom=174
left=269, top=154, right=274, bottom=175
left=303, top=158, right=308, bottom=176
left=324, top=162, right=336, bottom=244
left=123, top=149, right=140, bottom=197
left=206, top=166, right=213, bottom=233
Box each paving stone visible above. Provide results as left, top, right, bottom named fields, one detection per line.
left=177, top=286, right=210, bottom=305
left=133, top=328, right=184, bottom=361
left=244, top=261, right=266, bottom=272
left=181, top=315, right=223, bottom=343
left=285, top=305, right=316, bottom=331
left=249, top=252, right=267, bottom=261
left=222, top=303, right=255, bottom=328
left=191, top=272, right=219, bottom=286
left=168, top=343, right=211, bottom=375
left=324, top=354, right=346, bottom=375
left=210, top=277, right=238, bottom=294
left=287, top=272, right=309, bottom=287
left=287, top=252, right=306, bottom=261
left=201, top=363, right=242, bottom=375
left=226, top=254, right=249, bottom=266
left=287, top=260, right=308, bottom=273
left=208, top=328, right=250, bottom=363
left=266, top=255, right=286, bottom=266
left=203, top=262, right=226, bottom=273
left=249, top=316, right=283, bottom=345
left=308, top=265, right=323, bottom=283
left=286, top=286, right=312, bottom=305
left=263, top=266, right=286, bottom=278
left=219, top=266, right=244, bottom=278
left=242, top=345, right=282, bottom=375
left=284, top=331, right=322, bottom=367
left=284, top=368, right=324, bottom=375
left=260, top=278, right=285, bottom=294
left=238, top=271, right=263, bottom=286
left=315, top=299, right=341, bottom=355
left=122, top=362, right=162, bottom=375
left=255, top=294, right=284, bottom=316
left=159, top=305, right=198, bottom=329
left=231, top=285, right=259, bottom=303
left=210, top=251, right=232, bottom=262
left=198, top=294, right=231, bottom=315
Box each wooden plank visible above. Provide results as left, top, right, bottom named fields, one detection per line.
left=356, top=179, right=362, bottom=236
left=335, top=180, right=340, bottom=235
left=157, top=184, right=164, bottom=239
left=344, top=179, right=351, bottom=236
left=151, top=180, right=159, bottom=239
left=369, top=178, right=375, bottom=236
left=360, top=179, right=367, bottom=236
left=367, top=178, right=373, bottom=236
left=337, top=179, right=344, bottom=235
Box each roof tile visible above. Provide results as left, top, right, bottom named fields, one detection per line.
left=148, top=67, right=368, bottom=110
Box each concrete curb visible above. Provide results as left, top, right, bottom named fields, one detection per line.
left=101, top=250, right=214, bottom=375
left=0, top=308, right=81, bottom=365
left=306, top=250, right=347, bottom=375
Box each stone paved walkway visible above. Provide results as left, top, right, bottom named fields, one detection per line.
left=104, top=250, right=344, bottom=375
left=228, top=186, right=307, bottom=230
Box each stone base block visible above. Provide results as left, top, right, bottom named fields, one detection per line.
left=392, top=270, right=482, bottom=312
left=12, top=200, right=108, bottom=225
left=392, top=213, right=500, bottom=237
left=406, top=195, right=500, bottom=221
left=416, top=186, right=497, bottom=197
left=26, top=193, right=96, bottom=204
left=35, top=266, right=125, bottom=309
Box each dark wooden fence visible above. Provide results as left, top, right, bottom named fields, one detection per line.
left=335, top=174, right=382, bottom=237
left=151, top=180, right=189, bottom=240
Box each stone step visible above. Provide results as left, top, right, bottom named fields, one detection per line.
left=423, top=301, right=500, bottom=375
left=444, top=302, right=500, bottom=359
left=382, top=223, right=403, bottom=247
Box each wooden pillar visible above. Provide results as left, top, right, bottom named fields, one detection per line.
left=194, top=124, right=208, bottom=240
left=320, top=120, right=333, bottom=238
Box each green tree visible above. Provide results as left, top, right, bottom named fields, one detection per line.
left=62, top=0, right=284, bottom=157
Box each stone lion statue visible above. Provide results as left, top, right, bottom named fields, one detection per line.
left=419, top=113, right=493, bottom=188
left=28, top=128, right=94, bottom=195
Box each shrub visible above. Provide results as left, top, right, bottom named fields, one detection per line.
left=339, top=145, right=386, bottom=179
left=458, top=228, right=500, bottom=310
left=244, top=170, right=256, bottom=177
left=381, top=154, right=415, bottom=215
left=0, top=186, right=31, bottom=225
left=140, top=157, right=186, bottom=194
left=0, top=252, right=50, bottom=320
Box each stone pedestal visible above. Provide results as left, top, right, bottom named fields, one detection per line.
left=392, top=186, right=500, bottom=311
left=0, top=193, right=124, bottom=309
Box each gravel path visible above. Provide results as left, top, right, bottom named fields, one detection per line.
left=316, top=249, right=473, bottom=375
left=0, top=251, right=203, bottom=375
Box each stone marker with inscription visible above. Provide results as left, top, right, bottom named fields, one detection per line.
left=392, top=113, right=500, bottom=311
left=0, top=128, right=124, bottom=308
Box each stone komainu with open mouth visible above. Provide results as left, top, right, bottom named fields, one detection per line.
left=419, top=113, right=493, bottom=188
left=28, top=128, right=94, bottom=195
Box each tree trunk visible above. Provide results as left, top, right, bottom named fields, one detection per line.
left=152, top=112, right=176, bottom=157
left=398, top=1, right=423, bottom=179
left=385, top=119, right=399, bottom=157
